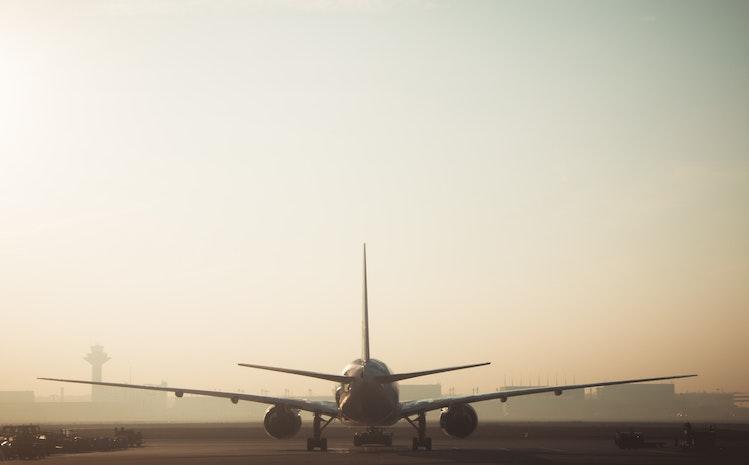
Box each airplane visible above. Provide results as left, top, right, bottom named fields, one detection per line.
left=40, top=244, right=697, bottom=451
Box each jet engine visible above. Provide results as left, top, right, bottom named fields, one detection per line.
left=439, top=404, right=478, bottom=438
left=263, top=405, right=302, bottom=439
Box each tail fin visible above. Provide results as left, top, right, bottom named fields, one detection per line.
left=362, top=243, right=370, bottom=362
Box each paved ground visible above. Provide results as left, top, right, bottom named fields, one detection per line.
left=33, top=423, right=749, bottom=465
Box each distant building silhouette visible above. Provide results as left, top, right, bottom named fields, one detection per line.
left=400, top=384, right=441, bottom=401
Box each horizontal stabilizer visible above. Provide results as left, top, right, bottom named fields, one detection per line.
left=375, top=362, right=490, bottom=383
left=238, top=363, right=353, bottom=383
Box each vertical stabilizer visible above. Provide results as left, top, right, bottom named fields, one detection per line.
left=362, top=243, right=370, bottom=361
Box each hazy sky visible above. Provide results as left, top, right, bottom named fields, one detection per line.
left=1, top=0, right=747, bottom=399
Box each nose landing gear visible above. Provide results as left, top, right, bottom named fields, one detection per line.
left=405, top=411, right=432, bottom=450
left=307, top=412, right=334, bottom=451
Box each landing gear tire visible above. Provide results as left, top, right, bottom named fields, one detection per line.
left=307, top=436, right=328, bottom=451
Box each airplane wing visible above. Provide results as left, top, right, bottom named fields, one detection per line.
left=38, top=378, right=339, bottom=416
left=398, top=373, right=697, bottom=417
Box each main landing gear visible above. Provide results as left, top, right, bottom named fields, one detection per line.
left=353, top=427, right=393, bottom=447
left=405, top=411, right=432, bottom=451
left=307, top=412, right=334, bottom=451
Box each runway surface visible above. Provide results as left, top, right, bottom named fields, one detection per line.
left=36, top=423, right=749, bottom=465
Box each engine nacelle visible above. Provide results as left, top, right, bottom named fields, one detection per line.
left=263, top=405, right=302, bottom=439
left=439, top=404, right=478, bottom=438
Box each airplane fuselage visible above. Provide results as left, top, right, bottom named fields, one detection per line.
left=337, top=358, right=400, bottom=426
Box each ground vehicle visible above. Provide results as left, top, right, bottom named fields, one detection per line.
left=1, top=425, right=48, bottom=459
left=115, top=427, right=143, bottom=447
left=0, top=435, right=10, bottom=460
left=676, top=423, right=716, bottom=451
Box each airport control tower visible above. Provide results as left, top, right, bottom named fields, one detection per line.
left=85, top=344, right=110, bottom=402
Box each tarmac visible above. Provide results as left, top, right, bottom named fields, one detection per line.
left=36, top=423, right=749, bottom=465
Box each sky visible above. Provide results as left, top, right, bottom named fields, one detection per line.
left=1, top=0, right=747, bottom=400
